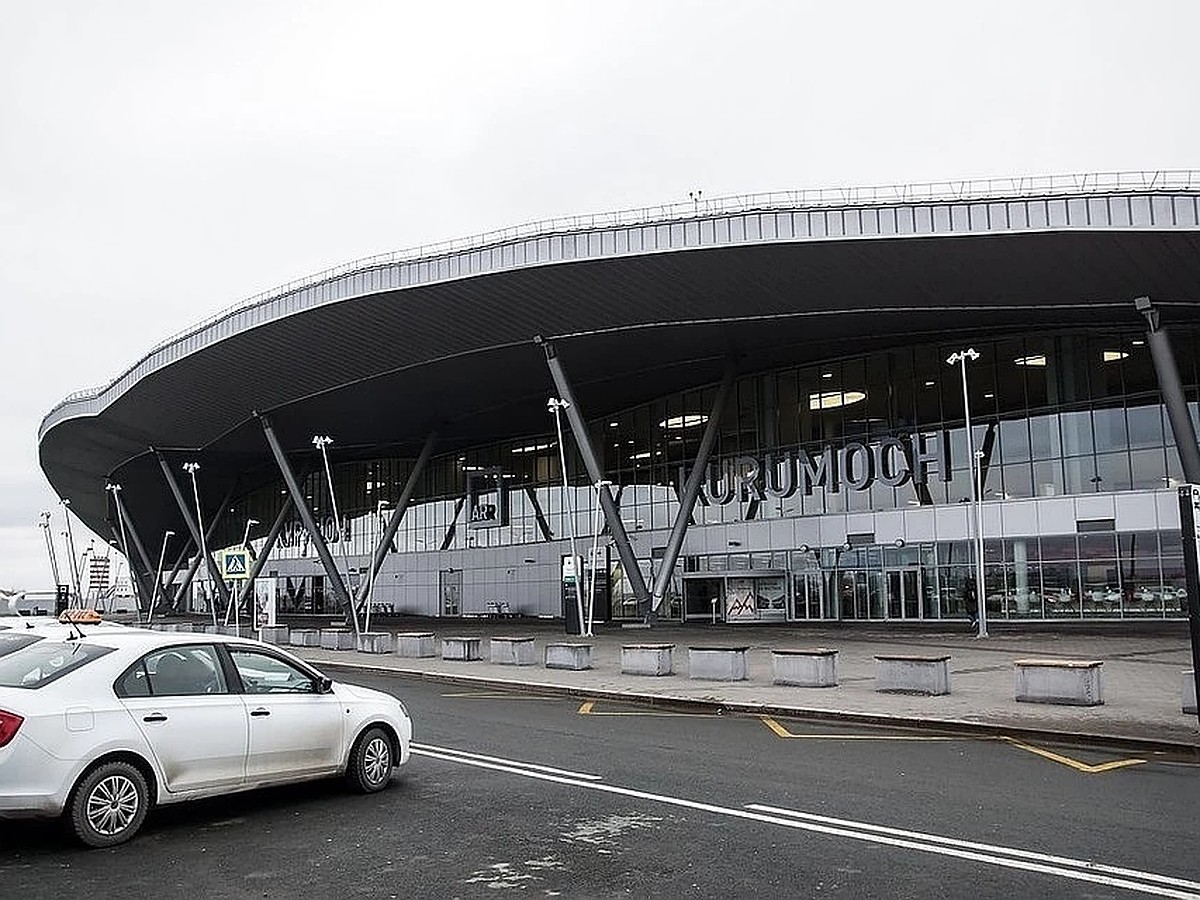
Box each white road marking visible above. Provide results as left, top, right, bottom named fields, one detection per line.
left=413, top=745, right=1200, bottom=899
left=410, top=741, right=602, bottom=781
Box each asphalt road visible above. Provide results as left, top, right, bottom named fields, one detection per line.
left=2, top=668, right=1199, bottom=899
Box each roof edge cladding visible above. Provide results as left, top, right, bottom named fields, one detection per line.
left=38, top=169, right=1200, bottom=440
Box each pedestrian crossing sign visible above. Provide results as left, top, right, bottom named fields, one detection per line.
left=222, top=549, right=249, bottom=580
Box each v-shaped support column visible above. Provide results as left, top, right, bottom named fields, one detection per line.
left=539, top=339, right=652, bottom=615
left=167, top=484, right=238, bottom=613
left=153, top=451, right=232, bottom=611
left=650, top=366, right=736, bottom=613
left=259, top=414, right=357, bottom=633
left=109, top=484, right=159, bottom=615
left=233, top=495, right=295, bottom=611
left=356, top=432, right=437, bottom=604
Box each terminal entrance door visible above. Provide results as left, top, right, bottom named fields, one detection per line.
left=683, top=577, right=724, bottom=622
left=884, top=568, right=922, bottom=620
left=440, top=570, right=462, bottom=617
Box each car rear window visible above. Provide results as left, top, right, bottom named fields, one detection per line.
left=0, top=632, right=43, bottom=658
left=0, top=641, right=113, bottom=689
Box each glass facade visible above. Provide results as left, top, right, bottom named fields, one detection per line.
left=228, top=326, right=1199, bottom=623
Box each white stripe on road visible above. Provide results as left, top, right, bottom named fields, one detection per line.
left=411, top=741, right=602, bottom=780
left=748, top=804, right=1200, bottom=893
left=412, top=745, right=1200, bottom=899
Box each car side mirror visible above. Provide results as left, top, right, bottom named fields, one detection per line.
left=317, top=676, right=334, bottom=694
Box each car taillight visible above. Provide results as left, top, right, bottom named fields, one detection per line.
left=0, top=710, right=24, bottom=748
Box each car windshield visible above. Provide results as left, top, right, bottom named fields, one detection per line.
left=0, top=641, right=113, bottom=689
left=0, top=632, right=43, bottom=658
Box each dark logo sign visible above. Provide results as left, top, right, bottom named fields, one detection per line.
left=466, top=467, right=508, bottom=530
left=686, top=431, right=950, bottom=505
left=277, top=515, right=351, bottom=549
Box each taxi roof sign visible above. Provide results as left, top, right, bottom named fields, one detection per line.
left=59, top=608, right=103, bottom=624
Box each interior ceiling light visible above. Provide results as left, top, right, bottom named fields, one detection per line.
left=1131, top=339, right=1145, bottom=346
left=630, top=451, right=652, bottom=460
left=609, top=421, right=619, bottom=427
left=659, top=414, right=709, bottom=429
left=1102, top=350, right=1129, bottom=362
left=808, top=390, right=866, bottom=411
left=1014, top=355, right=1047, bottom=367
left=511, top=442, right=555, bottom=454
left=821, top=372, right=834, bottom=380
left=924, top=380, right=936, bottom=387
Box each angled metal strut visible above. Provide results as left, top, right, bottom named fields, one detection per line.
left=154, top=450, right=232, bottom=608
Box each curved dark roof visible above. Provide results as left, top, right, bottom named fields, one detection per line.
left=38, top=173, right=1200, bottom=543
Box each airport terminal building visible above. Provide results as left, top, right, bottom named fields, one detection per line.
left=38, top=172, right=1200, bottom=627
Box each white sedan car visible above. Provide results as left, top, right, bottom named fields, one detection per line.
left=0, top=624, right=412, bottom=847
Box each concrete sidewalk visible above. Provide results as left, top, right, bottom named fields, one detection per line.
left=286, top=621, right=1200, bottom=752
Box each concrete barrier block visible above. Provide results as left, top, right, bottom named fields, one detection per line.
left=545, top=643, right=592, bottom=670
left=622, top=644, right=674, bottom=676
left=357, top=632, right=395, bottom=654
left=688, top=646, right=749, bottom=681
left=258, top=626, right=290, bottom=645
left=165, top=623, right=195, bottom=633
left=320, top=629, right=355, bottom=650
left=490, top=636, right=537, bottom=666
left=1014, top=659, right=1103, bottom=706
left=289, top=628, right=321, bottom=647
left=875, top=655, right=951, bottom=696
left=442, top=636, right=483, bottom=661
left=395, top=632, right=437, bottom=658
left=1183, top=670, right=1197, bottom=715
left=773, top=649, right=838, bottom=687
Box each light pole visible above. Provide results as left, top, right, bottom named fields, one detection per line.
left=586, top=479, right=612, bottom=637
left=548, top=397, right=586, bottom=636
left=313, top=435, right=360, bottom=635
left=60, top=498, right=82, bottom=606
left=39, top=511, right=61, bottom=592
left=183, top=462, right=218, bottom=626
left=148, top=530, right=175, bottom=624
left=106, top=483, right=142, bottom=618
left=241, top=517, right=260, bottom=551
left=226, top=517, right=261, bottom=629
left=946, top=348, right=987, bottom=638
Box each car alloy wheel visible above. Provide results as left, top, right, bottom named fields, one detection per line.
left=363, top=735, right=391, bottom=787
left=347, top=726, right=394, bottom=793
left=86, top=774, right=141, bottom=836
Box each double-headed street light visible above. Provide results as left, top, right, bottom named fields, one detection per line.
left=548, top=397, right=586, bottom=636
left=946, top=348, right=987, bottom=638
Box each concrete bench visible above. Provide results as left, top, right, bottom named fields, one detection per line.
left=772, top=648, right=838, bottom=687
left=622, top=643, right=675, bottom=676
left=289, top=628, right=322, bottom=647
left=258, top=625, right=290, bottom=645
left=688, top=646, right=750, bottom=681
left=395, top=632, right=437, bottom=658
left=1014, top=659, right=1103, bottom=706
left=162, top=623, right=194, bottom=633
left=357, top=632, right=395, bottom=654
left=875, top=654, right=951, bottom=696
left=1182, top=670, right=1197, bottom=715
left=490, top=635, right=537, bottom=666
left=545, top=643, right=592, bottom=671
left=442, top=636, right=483, bottom=661
left=319, top=629, right=355, bottom=651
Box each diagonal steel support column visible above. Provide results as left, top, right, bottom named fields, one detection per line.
left=110, top=486, right=159, bottom=615
left=160, top=540, right=191, bottom=607
left=356, top=432, right=437, bottom=604
left=169, top=485, right=236, bottom=612
left=234, top=495, right=295, bottom=610
left=539, top=339, right=652, bottom=613
left=651, top=365, right=736, bottom=612
left=154, top=450, right=232, bottom=608
left=259, top=414, right=356, bottom=629
left=1137, top=296, right=1200, bottom=482
left=109, top=522, right=155, bottom=612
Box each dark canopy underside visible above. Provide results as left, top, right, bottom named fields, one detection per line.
left=39, top=230, right=1200, bottom=548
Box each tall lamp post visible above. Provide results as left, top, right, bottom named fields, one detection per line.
left=225, top=517, right=260, bottom=628
left=313, top=435, right=360, bottom=635
left=365, top=500, right=389, bottom=634
left=106, top=483, right=141, bottom=618
left=39, top=511, right=61, bottom=592
left=148, top=530, right=175, bottom=624
left=946, top=348, right=987, bottom=638
left=548, top=397, right=586, bottom=636
left=60, top=498, right=82, bottom=607
left=183, top=462, right=218, bottom=626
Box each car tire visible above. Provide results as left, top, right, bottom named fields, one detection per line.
left=68, top=761, right=150, bottom=848
left=345, top=726, right=394, bottom=793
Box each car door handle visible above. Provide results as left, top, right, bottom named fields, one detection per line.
left=142, top=713, right=168, bottom=723
left=250, top=708, right=271, bottom=717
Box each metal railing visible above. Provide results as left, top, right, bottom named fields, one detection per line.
left=41, top=170, right=1200, bottom=424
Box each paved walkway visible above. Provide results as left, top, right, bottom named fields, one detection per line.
left=279, top=620, right=1200, bottom=752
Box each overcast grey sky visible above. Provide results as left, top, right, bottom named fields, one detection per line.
left=2, top=0, right=1198, bottom=590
